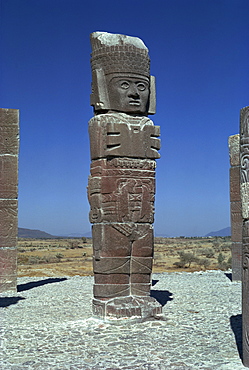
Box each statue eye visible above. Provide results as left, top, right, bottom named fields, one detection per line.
left=120, top=81, right=130, bottom=89
left=136, top=82, right=147, bottom=91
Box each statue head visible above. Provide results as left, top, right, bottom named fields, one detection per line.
left=90, top=32, right=156, bottom=115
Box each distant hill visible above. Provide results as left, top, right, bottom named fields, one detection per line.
left=18, top=228, right=91, bottom=239
left=18, top=228, right=56, bottom=239
left=205, top=227, right=231, bottom=237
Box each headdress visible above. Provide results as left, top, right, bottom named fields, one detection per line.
left=90, top=31, right=156, bottom=114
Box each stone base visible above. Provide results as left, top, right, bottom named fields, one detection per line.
left=93, top=296, right=162, bottom=322
left=0, top=275, right=17, bottom=293
left=0, top=248, right=17, bottom=293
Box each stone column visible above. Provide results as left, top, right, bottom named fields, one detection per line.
left=240, top=105, right=249, bottom=367
left=88, top=32, right=162, bottom=321
left=0, top=109, right=19, bottom=293
left=228, top=134, right=242, bottom=280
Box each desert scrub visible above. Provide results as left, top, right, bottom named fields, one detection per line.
left=196, top=258, right=211, bottom=269
left=173, top=251, right=197, bottom=268
left=197, top=247, right=215, bottom=258
left=217, top=252, right=231, bottom=270
left=55, top=253, right=64, bottom=261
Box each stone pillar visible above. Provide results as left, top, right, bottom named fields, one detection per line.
left=228, top=134, right=242, bottom=280
left=240, top=105, right=249, bottom=367
left=88, top=32, right=162, bottom=321
left=0, top=109, right=19, bottom=293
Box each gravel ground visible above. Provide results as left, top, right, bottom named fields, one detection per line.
left=0, top=270, right=245, bottom=369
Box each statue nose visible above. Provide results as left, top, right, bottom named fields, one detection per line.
left=128, top=84, right=140, bottom=98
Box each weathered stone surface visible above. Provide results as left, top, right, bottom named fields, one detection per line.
left=230, top=167, right=241, bottom=202
left=229, top=134, right=240, bottom=166
left=88, top=114, right=160, bottom=160
left=239, top=105, right=249, bottom=366
left=0, top=156, right=18, bottom=198
left=231, top=242, right=242, bottom=281
left=92, top=296, right=162, bottom=321
left=229, top=134, right=242, bottom=282
left=0, top=248, right=17, bottom=293
left=0, top=248, right=17, bottom=274
left=0, top=108, right=19, bottom=293
left=230, top=202, right=243, bottom=242
left=0, top=200, right=18, bottom=247
left=88, top=32, right=161, bottom=319
left=0, top=108, right=19, bottom=156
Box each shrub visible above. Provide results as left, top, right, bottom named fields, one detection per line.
left=197, top=247, right=215, bottom=258
left=55, top=253, right=64, bottom=261
left=196, top=258, right=211, bottom=270
left=217, top=252, right=231, bottom=270
left=218, top=252, right=225, bottom=266
left=28, top=256, right=41, bottom=264
left=175, top=251, right=197, bottom=268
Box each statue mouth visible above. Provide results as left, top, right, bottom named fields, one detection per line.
left=129, top=101, right=140, bottom=106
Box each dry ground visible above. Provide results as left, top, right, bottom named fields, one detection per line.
left=17, top=236, right=231, bottom=277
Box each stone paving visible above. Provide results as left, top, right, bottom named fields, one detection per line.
left=0, top=270, right=246, bottom=369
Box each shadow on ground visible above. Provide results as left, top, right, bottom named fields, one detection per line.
left=17, top=277, right=67, bottom=292
left=0, top=296, right=25, bottom=307
left=230, top=314, right=242, bottom=361
left=151, top=279, right=173, bottom=306
left=225, top=273, right=232, bottom=281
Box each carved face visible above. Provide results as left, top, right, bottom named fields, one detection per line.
left=107, top=76, right=149, bottom=114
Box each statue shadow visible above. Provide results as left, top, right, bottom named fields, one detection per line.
left=225, top=273, right=232, bottom=282
left=0, top=278, right=67, bottom=308
left=230, top=314, right=242, bottom=361
left=0, top=296, right=25, bottom=308
left=150, top=279, right=173, bottom=306
left=17, top=277, right=67, bottom=292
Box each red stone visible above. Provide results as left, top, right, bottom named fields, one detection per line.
left=0, top=156, right=18, bottom=198
left=0, top=200, right=18, bottom=247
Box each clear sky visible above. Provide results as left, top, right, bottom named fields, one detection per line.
left=1, top=0, right=249, bottom=237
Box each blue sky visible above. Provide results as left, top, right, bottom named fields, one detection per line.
left=1, top=0, right=249, bottom=236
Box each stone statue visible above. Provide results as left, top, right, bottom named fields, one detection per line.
left=228, top=134, right=242, bottom=281
left=0, top=108, right=19, bottom=293
left=240, top=105, right=249, bottom=366
left=88, top=32, right=162, bottom=320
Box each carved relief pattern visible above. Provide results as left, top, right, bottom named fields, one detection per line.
left=0, top=109, right=19, bottom=292
left=88, top=114, right=159, bottom=301
left=88, top=159, right=156, bottom=224
left=89, top=114, right=160, bottom=160
left=240, top=107, right=249, bottom=184
left=88, top=32, right=162, bottom=317
left=240, top=106, right=249, bottom=365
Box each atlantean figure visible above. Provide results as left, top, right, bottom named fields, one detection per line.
left=88, top=32, right=162, bottom=320
left=240, top=105, right=249, bottom=367
left=228, top=134, right=242, bottom=281
left=0, top=108, right=19, bottom=293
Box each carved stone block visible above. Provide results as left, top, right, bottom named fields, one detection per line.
left=0, top=109, right=19, bottom=154
left=89, top=115, right=160, bottom=160
left=92, top=296, right=162, bottom=321
left=231, top=242, right=242, bottom=281
left=0, top=248, right=17, bottom=274
left=230, top=167, right=241, bottom=202
left=228, top=134, right=240, bottom=167
left=0, top=248, right=17, bottom=293
left=0, top=156, right=18, bottom=199
left=230, top=202, right=243, bottom=243
left=88, top=159, right=156, bottom=224
left=0, top=275, right=17, bottom=293
left=0, top=200, right=18, bottom=248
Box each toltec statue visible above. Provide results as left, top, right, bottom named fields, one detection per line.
left=88, top=32, right=162, bottom=320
